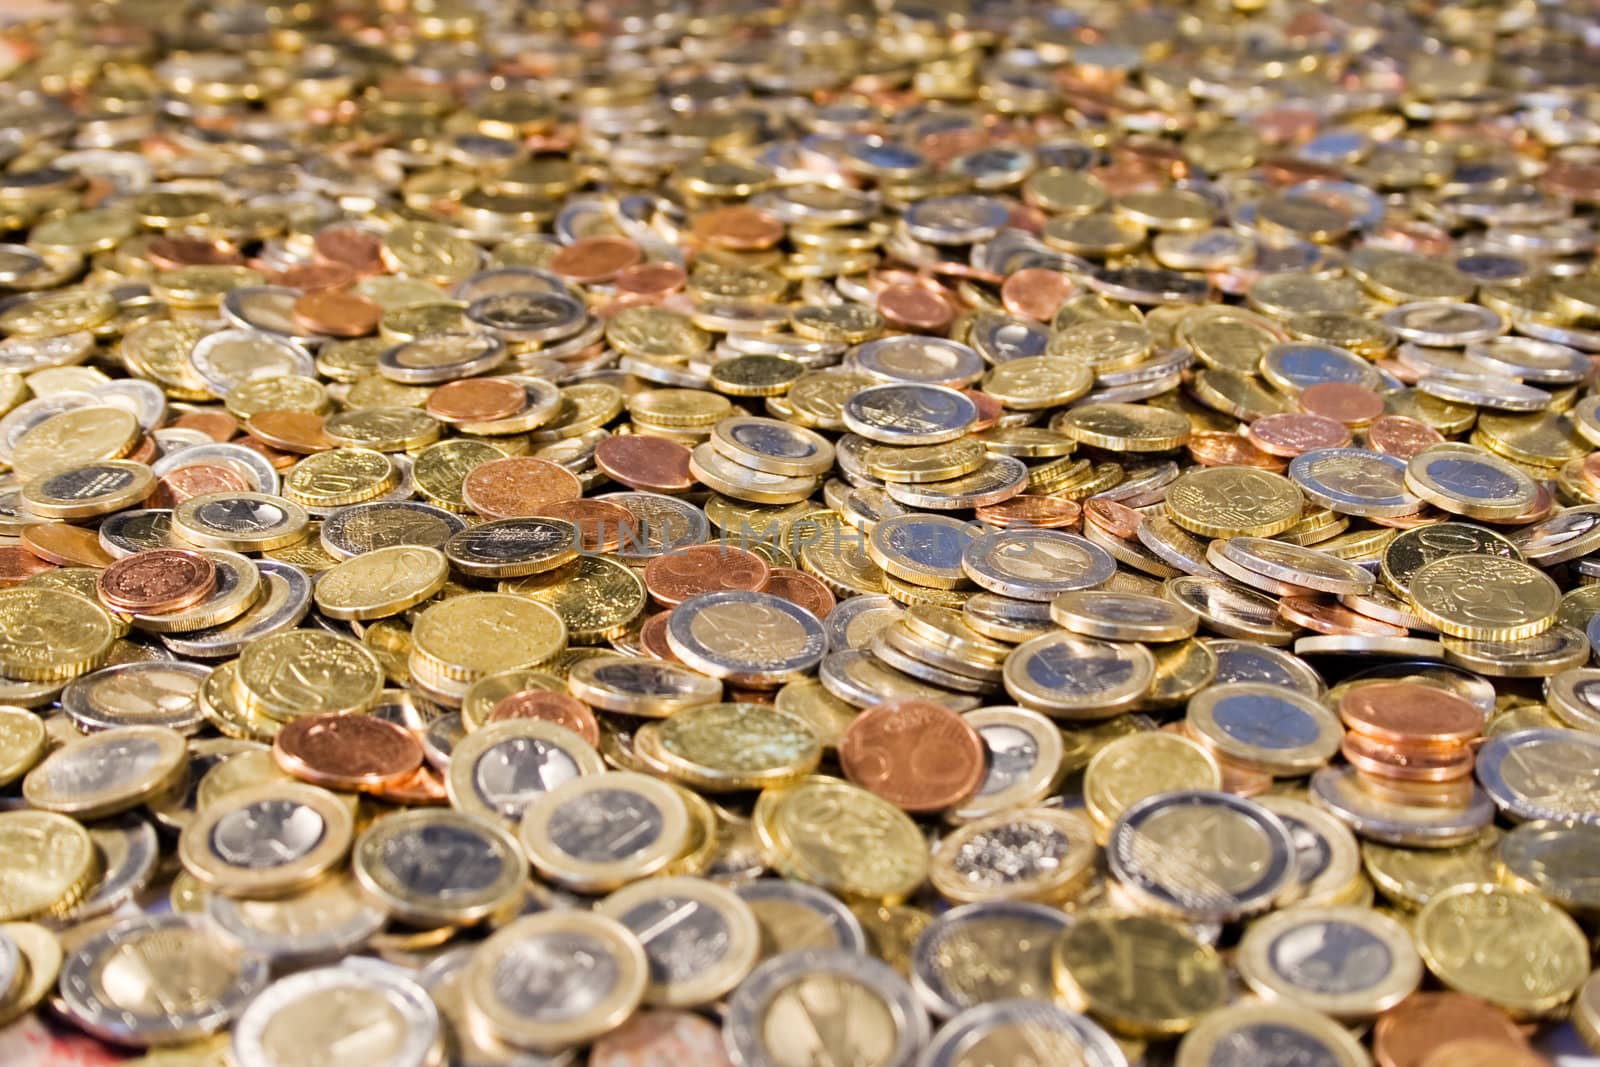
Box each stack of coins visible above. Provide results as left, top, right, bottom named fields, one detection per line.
left=1336, top=681, right=1486, bottom=816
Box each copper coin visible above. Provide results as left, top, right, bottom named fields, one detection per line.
left=761, top=567, right=836, bottom=620
left=19, top=524, right=116, bottom=568
left=1279, top=596, right=1409, bottom=637
left=245, top=411, right=336, bottom=454
left=1355, top=771, right=1477, bottom=809
left=269, top=262, right=356, bottom=292
left=590, top=1010, right=736, bottom=1067
left=0, top=545, right=57, bottom=587
left=146, top=236, right=244, bottom=270
left=1186, top=431, right=1286, bottom=471
left=236, top=435, right=301, bottom=471
left=488, top=690, right=600, bottom=747
left=549, top=236, right=642, bottom=284
left=975, top=495, right=1081, bottom=529
left=1246, top=412, right=1352, bottom=457
left=1368, top=505, right=1444, bottom=530
left=372, top=764, right=449, bottom=806
left=313, top=224, right=384, bottom=274
left=1420, top=1041, right=1549, bottom=1067
left=125, top=435, right=159, bottom=465
left=838, top=698, right=985, bottom=813
left=594, top=435, right=694, bottom=494
left=1000, top=268, right=1075, bottom=322
left=291, top=288, right=382, bottom=337
left=615, top=262, right=687, bottom=298
left=1367, top=414, right=1444, bottom=459
left=1337, top=682, right=1483, bottom=746
left=461, top=457, right=583, bottom=519
left=642, top=545, right=770, bottom=606
left=877, top=283, right=953, bottom=334
left=1486, top=482, right=1554, bottom=526
left=97, top=549, right=217, bottom=613
left=1375, top=994, right=1530, bottom=1067
left=171, top=410, right=238, bottom=442
left=691, top=206, right=785, bottom=251
left=529, top=499, right=639, bottom=553
left=1299, top=382, right=1385, bottom=426
left=963, top=389, right=1004, bottom=432
left=639, top=612, right=680, bottom=662
left=1083, top=498, right=1143, bottom=540
left=426, top=378, right=527, bottom=424
left=1341, top=732, right=1474, bottom=783
left=273, top=712, right=424, bottom=792
left=145, top=463, right=252, bottom=509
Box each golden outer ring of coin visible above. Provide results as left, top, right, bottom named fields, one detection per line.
left=1414, top=883, right=1589, bottom=1018
left=1185, top=684, right=1343, bottom=774
left=198, top=662, right=280, bottom=743
left=1236, top=905, right=1420, bottom=1019
left=566, top=656, right=722, bottom=717
left=0, top=704, right=47, bottom=787
left=1404, top=450, right=1537, bottom=521
left=518, top=771, right=690, bottom=892
left=1575, top=971, right=1600, bottom=1054
left=0, top=922, right=64, bottom=1027
left=1051, top=914, right=1228, bottom=1037
left=948, top=707, right=1064, bottom=822
left=312, top=544, right=450, bottom=620
left=1406, top=555, right=1560, bottom=641
left=459, top=668, right=567, bottom=731
left=0, top=588, right=115, bottom=681
left=22, top=460, right=156, bottom=519
left=23, top=724, right=189, bottom=820
left=235, top=630, right=384, bottom=721
left=1083, top=732, right=1222, bottom=835
left=902, top=604, right=1010, bottom=664
left=351, top=808, right=525, bottom=926
left=1001, top=632, right=1156, bottom=719
left=929, top=807, right=1096, bottom=904
left=0, top=810, right=98, bottom=921
left=131, top=550, right=264, bottom=634
left=1049, top=590, right=1199, bottom=642
left=595, top=876, right=760, bottom=1007
left=170, top=492, right=311, bottom=552
left=444, top=718, right=604, bottom=824
left=1175, top=1002, right=1369, bottom=1067
left=467, top=911, right=648, bottom=1052
left=178, top=781, right=354, bottom=898
left=660, top=783, right=720, bottom=878
left=1254, top=795, right=1363, bottom=908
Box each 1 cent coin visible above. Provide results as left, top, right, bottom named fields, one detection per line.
left=1300, top=382, right=1385, bottom=426
left=1000, top=268, right=1075, bottom=321
left=1247, top=412, right=1353, bottom=456
left=488, top=690, right=600, bottom=747
left=0, top=546, right=57, bottom=587
left=462, top=457, right=583, bottom=519
left=1368, top=414, right=1444, bottom=459
left=838, top=698, right=985, bottom=813
left=760, top=567, right=836, bottom=620
left=691, top=206, right=785, bottom=251
left=244, top=411, right=336, bottom=454
left=272, top=712, right=423, bottom=792
left=1374, top=993, right=1529, bottom=1067
left=550, top=236, right=641, bottom=284
left=528, top=499, right=639, bottom=553
left=594, top=435, right=695, bottom=494
left=975, top=495, right=1082, bottom=529
left=643, top=545, right=771, bottom=606
left=97, top=549, right=217, bottom=614
left=1338, top=682, right=1484, bottom=746
left=426, top=378, right=527, bottom=424
left=144, top=464, right=252, bottom=509
left=291, top=288, right=382, bottom=337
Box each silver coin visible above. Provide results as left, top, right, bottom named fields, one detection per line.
left=232, top=964, right=439, bottom=1067
left=1165, top=577, right=1297, bottom=645
left=189, top=328, right=315, bottom=394
left=421, top=711, right=464, bottom=771
left=62, top=661, right=209, bottom=732
left=1466, top=335, right=1590, bottom=383
left=444, top=517, right=581, bottom=578
left=0, top=927, right=19, bottom=1003
left=962, top=529, right=1115, bottom=601
left=161, top=560, right=313, bottom=658
left=467, top=291, right=588, bottom=344
left=205, top=875, right=386, bottom=964
left=734, top=878, right=868, bottom=955
left=60, top=913, right=270, bottom=1046
left=1309, top=766, right=1494, bottom=847
left=1381, top=300, right=1504, bottom=346
left=153, top=442, right=280, bottom=495
left=902, top=195, right=1009, bottom=245
left=1288, top=448, right=1418, bottom=518
left=1504, top=504, right=1600, bottom=565
left=910, top=901, right=1068, bottom=1018
left=1215, top=536, right=1374, bottom=595
left=1475, top=728, right=1600, bottom=825
left=1107, top=790, right=1297, bottom=921
left=418, top=949, right=573, bottom=1067
left=90, top=378, right=168, bottom=431
left=594, top=491, right=710, bottom=560
left=725, top=949, right=929, bottom=1067
left=320, top=500, right=468, bottom=559
left=818, top=649, right=981, bottom=712
left=850, top=336, right=986, bottom=388
left=920, top=999, right=1126, bottom=1067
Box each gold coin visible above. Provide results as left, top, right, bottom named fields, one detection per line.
left=500, top=555, right=647, bottom=643
left=235, top=630, right=384, bottom=721
left=753, top=775, right=928, bottom=903
left=980, top=356, right=1094, bottom=410
left=1052, top=402, right=1191, bottom=451
left=312, top=545, right=449, bottom=620
left=635, top=702, right=820, bottom=791
left=1415, top=884, right=1588, bottom=1018
left=1165, top=467, right=1304, bottom=538
left=0, top=810, right=97, bottom=921
left=1084, top=732, right=1222, bottom=834
left=1053, top=914, right=1228, bottom=1037
left=1408, top=555, right=1560, bottom=640
left=411, top=593, right=567, bottom=680
left=282, top=448, right=397, bottom=508
left=11, top=405, right=139, bottom=479
left=0, top=704, right=46, bottom=786
left=0, top=923, right=64, bottom=1027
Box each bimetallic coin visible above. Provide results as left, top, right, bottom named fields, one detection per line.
left=178, top=781, right=354, bottom=898
left=910, top=901, right=1069, bottom=1018
left=58, top=913, right=269, bottom=1046
left=841, top=383, right=978, bottom=445
left=1288, top=448, right=1420, bottom=518
left=1106, top=790, right=1297, bottom=922
left=961, top=529, right=1115, bottom=601
left=736, top=878, right=869, bottom=961
left=1237, top=906, right=1421, bottom=1020
left=61, top=661, right=209, bottom=733
left=665, top=590, right=827, bottom=687
left=1051, top=591, right=1198, bottom=641
left=1255, top=795, right=1363, bottom=908
left=1207, top=640, right=1323, bottom=695
left=351, top=808, right=525, bottom=926
left=518, top=771, right=690, bottom=892
left=231, top=963, right=440, bottom=1067
left=23, top=724, right=188, bottom=819
left=1475, top=728, right=1600, bottom=825
left=921, top=1000, right=1128, bottom=1067
left=1405, top=446, right=1539, bottom=521
left=596, top=876, right=759, bottom=1008
left=445, top=718, right=603, bottom=825
left=204, top=874, right=387, bottom=964
left=567, top=656, right=720, bottom=718
left=1002, top=632, right=1155, bottom=719
left=1186, top=683, right=1343, bottom=775
left=467, top=911, right=647, bottom=1052
left=868, top=514, right=978, bottom=589
left=724, top=950, right=930, bottom=1067
left=1177, top=1002, right=1369, bottom=1067
left=1498, top=821, right=1600, bottom=912
left=1310, top=766, right=1495, bottom=848
left=929, top=807, right=1096, bottom=904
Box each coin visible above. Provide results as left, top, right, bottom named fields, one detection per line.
left=178, top=782, right=354, bottom=898
left=838, top=699, right=984, bottom=813
left=231, top=962, right=439, bottom=1067
left=1415, top=884, right=1588, bottom=1018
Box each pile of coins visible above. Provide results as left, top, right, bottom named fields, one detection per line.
left=4, top=1, right=1600, bottom=1066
